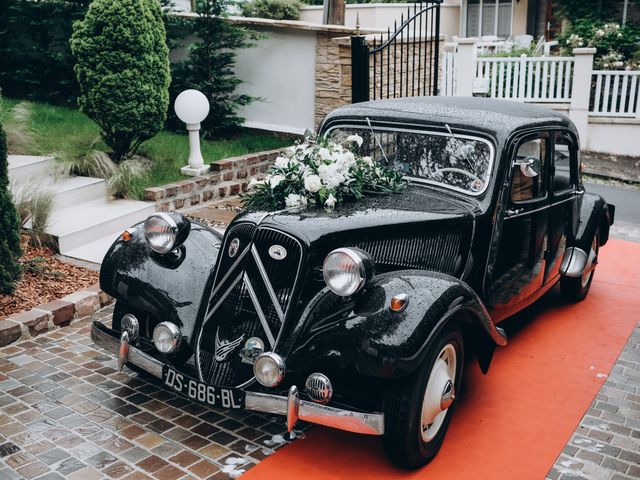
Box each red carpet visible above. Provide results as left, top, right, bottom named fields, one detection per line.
left=243, top=239, right=640, bottom=480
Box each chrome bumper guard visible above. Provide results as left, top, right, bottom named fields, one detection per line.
left=91, top=321, right=384, bottom=435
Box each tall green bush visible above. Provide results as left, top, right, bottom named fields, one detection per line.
left=0, top=119, right=23, bottom=295
left=70, top=0, right=171, bottom=162
left=169, top=0, right=255, bottom=137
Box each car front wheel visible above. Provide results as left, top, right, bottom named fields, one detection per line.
left=382, top=325, right=464, bottom=469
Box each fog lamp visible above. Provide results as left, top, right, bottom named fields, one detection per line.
left=152, top=322, right=181, bottom=354
left=253, top=352, right=285, bottom=387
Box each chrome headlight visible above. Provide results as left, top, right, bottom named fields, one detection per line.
left=322, top=248, right=374, bottom=297
left=253, top=352, right=285, bottom=387
left=143, top=212, right=190, bottom=254
left=152, top=322, right=181, bottom=354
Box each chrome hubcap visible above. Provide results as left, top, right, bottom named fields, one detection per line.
left=420, top=344, right=457, bottom=442
left=581, top=236, right=598, bottom=288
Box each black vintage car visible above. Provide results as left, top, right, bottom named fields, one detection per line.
left=92, top=97, right=615, bottom=468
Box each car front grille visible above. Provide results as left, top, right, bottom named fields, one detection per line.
left=197, top=224, right=303, bottom=387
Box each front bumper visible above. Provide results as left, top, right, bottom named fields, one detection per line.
left=91, top=321, right=384, bottom=435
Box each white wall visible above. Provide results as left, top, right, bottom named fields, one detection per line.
left=587, top=120, right=640, bottom=156
left=299, top=2, right=461, bottom=39
left=233, top=27, right=317, bottom=135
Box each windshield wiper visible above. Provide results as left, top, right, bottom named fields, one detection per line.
left=445, top=123, right=476, bottom=170
left=366, top=117, right=389, bottom=165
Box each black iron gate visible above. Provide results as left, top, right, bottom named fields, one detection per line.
left=351, top=0, right=442, bottom=103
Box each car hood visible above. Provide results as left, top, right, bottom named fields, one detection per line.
left=240, top=185, right=476, bottom=245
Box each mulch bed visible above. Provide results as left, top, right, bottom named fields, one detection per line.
left=0, top=239, right=99, bottom=320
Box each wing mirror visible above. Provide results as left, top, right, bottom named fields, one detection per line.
left=517, top=156, right=541, bottom=178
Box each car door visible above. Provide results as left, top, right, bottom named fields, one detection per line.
left=486, top=132, right=550, bottom=315
left=544, top=130, right=578, bottom=284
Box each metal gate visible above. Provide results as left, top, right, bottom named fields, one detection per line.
left=351, top=0, right=442, bottom=103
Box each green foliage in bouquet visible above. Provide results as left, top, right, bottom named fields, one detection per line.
left=243, top=134, right=406, bottom=211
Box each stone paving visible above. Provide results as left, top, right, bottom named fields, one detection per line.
left=547, top=323, right=640, bottom=480
left=0, top=306, right=298, bottom=480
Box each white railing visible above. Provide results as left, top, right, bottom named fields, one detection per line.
left=441, top=51, right=457, bottom=96
left=591, top=70, right=640, bottom=117
left=475, top=56, right=574, bottom=103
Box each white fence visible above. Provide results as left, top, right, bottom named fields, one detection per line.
left=474, top=56, right=574, bottom=103
left=441, top=51, right=457, bottom=96
left=591, top=70, right=640, bottom=118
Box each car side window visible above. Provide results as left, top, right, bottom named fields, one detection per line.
left=511, top=136, right=546, bottom=203
left=553, top=134, right=575, bottom=193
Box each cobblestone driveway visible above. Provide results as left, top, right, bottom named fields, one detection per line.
left=0, top=305, right=296, bottom=480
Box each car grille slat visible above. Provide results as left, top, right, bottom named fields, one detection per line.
left=352, top=230, right=461, bottom=274
left=197, top=224, right=303, bottom=387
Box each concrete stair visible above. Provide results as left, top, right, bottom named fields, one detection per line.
left=8, top=154, right=155, bottom=264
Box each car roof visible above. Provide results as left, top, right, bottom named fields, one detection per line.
left=321, top=96, right=576, bottom=139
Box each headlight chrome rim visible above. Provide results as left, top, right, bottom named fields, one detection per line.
left=322, top=247, right=373, bottom=297
left=144, top=213, right=179, bottom=254
left=253, top=352, right=285, bottom=387
left=152, top=322, right=181, bottom=354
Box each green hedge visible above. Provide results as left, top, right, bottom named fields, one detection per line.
left=0, top=0, right=90, bottom=106
left=0, top=118, right=23, bottom=294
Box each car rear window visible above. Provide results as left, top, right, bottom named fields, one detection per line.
left=328, top=126, right=494, bottom=196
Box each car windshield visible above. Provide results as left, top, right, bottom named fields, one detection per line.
left=328, top=126, right=494, bottom=195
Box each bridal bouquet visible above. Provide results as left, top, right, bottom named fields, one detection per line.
left=243, top=134, right=406, bottom=211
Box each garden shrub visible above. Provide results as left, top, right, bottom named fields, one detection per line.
left=0, top=118, right=23, bottom=295
left=241, top=0, right=302, bottom=20
left=169, top=0, right=256, bottom=137
left=559, top=19, right=640, bottom=69
left=70, top=0, right=171, bottom=162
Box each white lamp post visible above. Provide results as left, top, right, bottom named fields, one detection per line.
left=175, top=89, right=210, bottom=176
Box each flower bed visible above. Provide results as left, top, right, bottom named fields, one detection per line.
left=0, top=242, right=99, bottom=320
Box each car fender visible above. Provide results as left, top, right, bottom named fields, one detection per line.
left=283, top=270, right=507, bottom=380
left=99, top=221, right=222, bottom=350
left=574, top=192, right=614, bottom=248
left=561, top=192, right=614, bottom=277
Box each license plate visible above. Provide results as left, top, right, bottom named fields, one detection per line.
left=162, top=366, right=245, bottom=409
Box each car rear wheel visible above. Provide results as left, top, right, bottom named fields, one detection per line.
left=561, top=230, right=599, bottom=302
left=382, top=325, right=464, bottom=469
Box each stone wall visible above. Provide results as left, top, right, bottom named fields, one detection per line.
left=315, top=34, right=353, bottom=128
left=143, top=148, right=285, bottom=212
left=314, top=34, right=445, bottom=128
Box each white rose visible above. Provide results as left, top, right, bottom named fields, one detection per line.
left=304, top=174, right=322, bottom=193
left=318, top=148, right=331, bottom=160
left=363, top=156, right=374, bottom=166
left=269, top=175, right=284, bottom=189
left=285, top=193, right=307, bottom=208
left=318, top=164, right=345, bottom=188
left=341, top=151, right=356, bottom=167
left=346, top=134, right=363, bottom=147
left=274, top=156, right=289, bottom=169
left=325, top=193, right=337, bottom=209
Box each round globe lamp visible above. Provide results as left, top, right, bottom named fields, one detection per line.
left=175, top=89, right=210, bottom=176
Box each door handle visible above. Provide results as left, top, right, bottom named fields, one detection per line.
left=505, top=207, right=524, bottom=217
